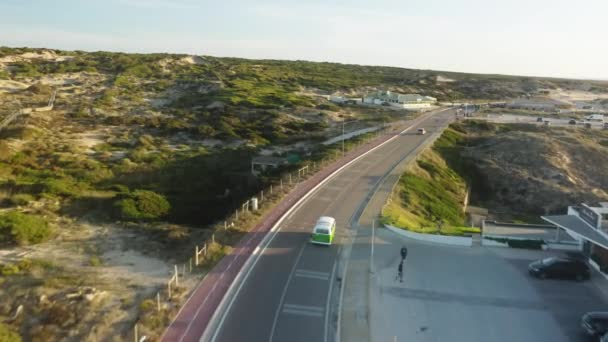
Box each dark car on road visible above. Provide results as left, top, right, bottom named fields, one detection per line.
left=528, top=257, right=590, bottom=280
left=582, top=312, right=608, bottom=337
left=569, top=119, right=577, bottom=125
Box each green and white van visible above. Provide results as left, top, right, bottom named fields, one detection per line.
left=311, top=216, right=336, bottom=245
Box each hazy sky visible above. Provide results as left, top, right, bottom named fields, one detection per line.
left=1, top=0, right=606, bottom=79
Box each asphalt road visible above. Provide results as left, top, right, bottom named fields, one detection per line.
left=210, top=109, right=456, bottom=342
left=369, top=229, right=608, bottom=342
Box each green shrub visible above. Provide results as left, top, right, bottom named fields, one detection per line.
left=0, top=211, right=52, bottom=246
left=9, top=194, right=35, bottom=206
left=0, top=210, right=52, bottom=245
left=89, top=256, right=103, bottom=267
left=41, top=177, right=85, bottom=197
left=0, top=322, right=21, bottom=342
left=114, top=190, right=171, bottom=221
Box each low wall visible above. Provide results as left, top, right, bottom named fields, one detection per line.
left=385, top=224, right=472, bottom=247
left=481, top=238, right=508, bottom=247
left=545, top=242, right=582, bottom=251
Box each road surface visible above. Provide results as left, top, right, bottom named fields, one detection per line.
left=210, top=109, right=455, bottom=342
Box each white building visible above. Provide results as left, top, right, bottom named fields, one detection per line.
left=329, top=94, right=363, bottom=105
left=363, top=91, right=437, bottom=109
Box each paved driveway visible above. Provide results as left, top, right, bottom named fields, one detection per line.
left=369, top=228, right=608, bottom=342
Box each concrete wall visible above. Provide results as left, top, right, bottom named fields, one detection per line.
left=385, top=224, right=472, bottom=247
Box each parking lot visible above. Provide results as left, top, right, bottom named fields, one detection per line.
left=370, top=228, right=608, bottom=342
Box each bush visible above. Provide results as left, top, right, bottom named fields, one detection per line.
left=0, top=323, right=21, bottom=342
left=9, top=194, right=35, bottom=206
left=114, top=190, right=171, bottom=221
left=89, top=256, right=103, bottom=267
left=0, top=211, right=52, bottom=246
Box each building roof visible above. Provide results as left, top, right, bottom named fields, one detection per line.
left=542, top=214, right=608, bottom=249
left=366, top=91, right=436, bottom=103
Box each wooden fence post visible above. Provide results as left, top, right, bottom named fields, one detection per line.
left=261, top=190, right=264, bottom=202
left=174, top=265, right=179, bottom=287
left=195, top=245, right=199, bottom=266
left=134, top=323, right=138, bottom=342
left=157, top=292, right=161, bottom=312
left=212, top=234, right=215, bottom=245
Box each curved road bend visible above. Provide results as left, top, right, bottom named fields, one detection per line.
left=210, top=109, right=456, bottom=342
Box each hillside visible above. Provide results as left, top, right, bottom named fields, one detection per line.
left=384, top=120, right=608, bottom=233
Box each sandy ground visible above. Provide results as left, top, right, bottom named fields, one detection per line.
left=549, top=89, right=608, bottom=101
left=436, top=75, right=455, bottom=83
left=0, top=80, right=29, bottom=93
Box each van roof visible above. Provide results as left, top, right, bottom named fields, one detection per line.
left=317, top=216, right=335, bottom=224
left=315, top=216, right=335, bottom=229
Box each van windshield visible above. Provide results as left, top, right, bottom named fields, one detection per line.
left=316, top=228, right=330, bottom=235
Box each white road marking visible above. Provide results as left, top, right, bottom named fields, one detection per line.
left=324, top=259, right=338, bottom=342
left=295, top=269, right=330, bottom=281
left=269, top=244, right=307, bottom=342
left=283, top=304, right=325, bottom=318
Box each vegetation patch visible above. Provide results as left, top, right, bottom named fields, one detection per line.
left=382, top=129, right=470, bottom=234
left=0, top=323, right=21, bottom=342
left=113, top=190, right=171, bottom=221
left=0, top=211, right=52, bottom=246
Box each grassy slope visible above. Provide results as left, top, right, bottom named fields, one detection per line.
left=382, top=128, right=479, bottom=235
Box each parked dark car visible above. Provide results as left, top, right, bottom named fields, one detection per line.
left=569, top=119, right=577, bottom=125
left=528, top=257, right=590, bottom=280
left=582, top=312, right=608, bottom=337
left=537, top=117, right=544, bottom=122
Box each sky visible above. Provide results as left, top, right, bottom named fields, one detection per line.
left=1, top=0, right=607, bottom=80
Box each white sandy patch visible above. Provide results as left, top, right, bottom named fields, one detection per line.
left=0, top=79, right=29, bottom=93
left=181, top=55, right=205, bottom=65
left=436, top=75, right=455, bottom=83
left=101, top=249, right=170, bottom=284
left=549, top=88, right=608, bottom=101
left=0, top=50, right=75, bottom=64
left=75, top=132, right=104, bottom=153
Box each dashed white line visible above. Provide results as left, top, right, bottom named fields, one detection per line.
left=295, top=269, right=330, bottom=281
left=283, top=304, right=325, bottom=318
